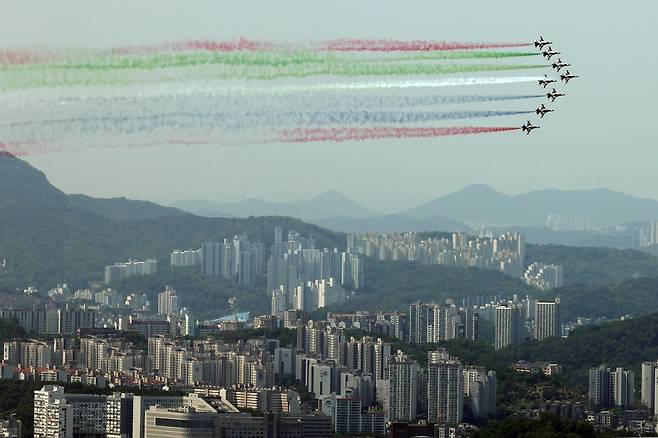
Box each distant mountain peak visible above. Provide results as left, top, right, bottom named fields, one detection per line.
left=312, top=189, right=355, bottom=203
left=457, top=184, right=508, bottom=197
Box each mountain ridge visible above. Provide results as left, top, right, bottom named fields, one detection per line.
left=172, top=184, right=658, bottom=231
left=402, top=185, right=658, bottom=226
left=0, top=154, right=342, bottom=290
left=171, top=189, right=380, bottom=221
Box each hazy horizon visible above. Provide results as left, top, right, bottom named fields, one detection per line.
left=3, top=0, right=656, bottom=212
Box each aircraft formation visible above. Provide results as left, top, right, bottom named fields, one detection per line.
left=523, top=36, right=578, bottom=134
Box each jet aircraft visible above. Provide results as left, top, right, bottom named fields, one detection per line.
left=522, top=121, right=540, bottom=135
left=546, top=88, right=565, bottom=102
left=534, top=36, right=553, bottom=50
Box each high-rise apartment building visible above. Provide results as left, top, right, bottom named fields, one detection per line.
left=589, top=365, right=611, bottom=408
left=464, top=366, right=497, bottom=418
left=641, top=361, right=658, bottom=417
left=170, top=249, right=201, bottom=267
left=612, top=367, right=635, bottom=408
left=104, top=259, right=157, bottom=284
left=427, top=351, right=464, bottom=425
left=386, top=351, right=418, bottom=422
left=201, top=237, right=265, bottom=286
left=409, top=302, right=477, bottom=344
left=495, top=304, right=523, bottom=349
left=34, top=385, right=72, bottom=438
left=523, top=263, right=564, bottom=290
left=534, top=298, right=561, bottom=341
left=589, top=365, right=635, bottom=409
left=408, top=303, right=431, bottom=344
left=651, top=221, right=658, bottom=246
left=157, top=286, right=179, bottom=316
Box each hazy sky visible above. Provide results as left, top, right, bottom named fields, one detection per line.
left=2, top=0, right=657, bottom=212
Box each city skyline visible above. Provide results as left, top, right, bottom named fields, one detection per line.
left=2, top=1, right=658, bottom=435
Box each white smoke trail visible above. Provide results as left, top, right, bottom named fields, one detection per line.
left=0, top=76, right=545, bottom=108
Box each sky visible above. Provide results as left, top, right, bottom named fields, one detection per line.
left=1, top=0, right=657, bottom=213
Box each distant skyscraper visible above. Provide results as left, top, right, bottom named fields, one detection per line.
left=534, top=298, right=561, bottom=341
left=494, top=304, right=523, bottom=349
left=464, top=367, right=497, bottom=418
left=408, top=303, right=431, bottom=344
left=170, top=249, right=201, bottom=267
left=157, top=286, right=179, bottom=316
left=386, top=351, right=418, bottom=422
left=612, top=367, right=635, bottom=408
left=589, top=365, right=612, bottom=408
left=523, top=263, right=564, bottom=290
left=465, top=308, right=479, bottom=341
left=589, top=365, right=634, bottom=409
left=651, top=221, right=658, bottom=245
left=427, top=351, right=463, bottom=425
left=201, top=242, right=221, bottom=276
left=641, top=361, right=658, bottom=413
left=238, top=250, right=254, bottom=286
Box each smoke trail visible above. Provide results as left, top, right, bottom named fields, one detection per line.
left=0, top=141, right=40, bottom=157
left=0, top=50, right=49, bottom=65
left=252, top=76, right=547, bottom=93
left=320, top=39, right=531, bottom=52
left=1, top=110, right=533, bottom=140
left=0, top=125, right=522, bottom=155
left=279, top=126, right=520, bottom=142
left=0, top=75, right=549, bottom=100
left=2, top=94, right=544, bottom=120
left=108, top=38, right=533, bottom=55
left=0, top=76, right=548, bottom=106
left=7, top=50, right=540, bottom=71
left=0, top=62, right=548, bottom=90
left=376, top=51, right=540, bottom=62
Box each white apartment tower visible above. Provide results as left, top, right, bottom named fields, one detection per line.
left=427, top=351, right=464, bottom=425
left=34, top=385, right=72, bottom=438
left=157, top=286, right=179, bottom=316
left=386, top=351, right=418, bottom=422
left=495, top=304, right=523, bottom=350
left=612, top=367, right=635, bottom=408
left=641, top=361, right=658, bottom=416
left=534, top=298, right=561, bottom=341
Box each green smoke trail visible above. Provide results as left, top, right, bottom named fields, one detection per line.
left=245, top=63, right=547, bottom=80
left=7, top=50, right=540, bottom=71
left=0, top=62, right=548, bottom=91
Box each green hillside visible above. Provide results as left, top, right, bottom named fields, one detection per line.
left=69, top=194, right=189, bottom=221
left=525, top=244, right=658, bottom=285
left=0, top=154, right=342, bottom=290
left=552, top=277, right=658, bottom=321
left=112, top=265, right=270, bottom=319
left=333, top=258, right=537, bottom=312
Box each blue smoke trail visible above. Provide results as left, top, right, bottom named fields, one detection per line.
left=0, top=110, right=534, bottom=142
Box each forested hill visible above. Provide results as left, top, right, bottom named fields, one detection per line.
left=552, top=277, right=658, bottom=321
left=69, top=194, right=190, bottom=221
left=525, top=243, right=658, bottom=285
left=324, top=258, right=536, bottom=313
left=516, top=312, right=658, bottom=388
left=0, top=153, right=342, bottom=290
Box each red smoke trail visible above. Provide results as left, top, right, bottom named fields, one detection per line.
left=0, top=142, right=38, bottom=157
left=279, top=126, right=520, bottom=143
left=320, top=39, right=532, bottom=52
left=0, top=50, right=49, bottom=65
left=113, top=38, right=530, bottom=55
left=181, top=38, right=275, bottom=52
left=113, top=38, right=275, bottom=55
